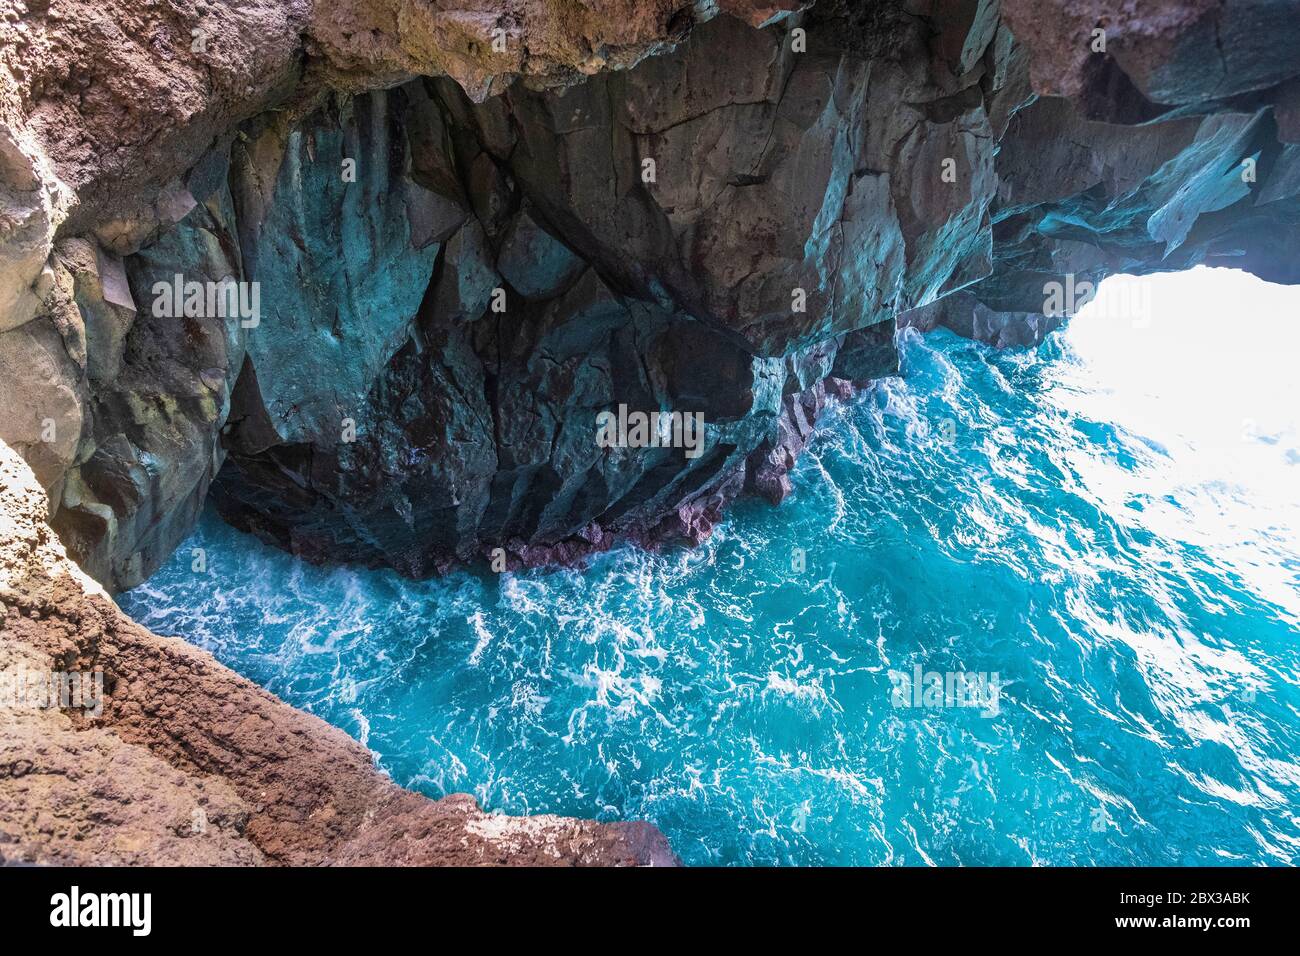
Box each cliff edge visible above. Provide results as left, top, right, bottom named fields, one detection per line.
left=0, top=439, right=675, bottom=865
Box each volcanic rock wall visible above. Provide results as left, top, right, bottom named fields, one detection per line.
left=1, top=1, right=1299, bottom=589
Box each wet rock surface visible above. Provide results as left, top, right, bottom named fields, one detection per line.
left=172, top=5, right=992, bottom=576
left=207, top=2, right=1300, bottom=575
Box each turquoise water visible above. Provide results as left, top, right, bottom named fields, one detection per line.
left=120, top=270, right=1300, bottom=865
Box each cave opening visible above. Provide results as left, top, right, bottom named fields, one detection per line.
left=1059, top=266, right=1300, bottom=624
